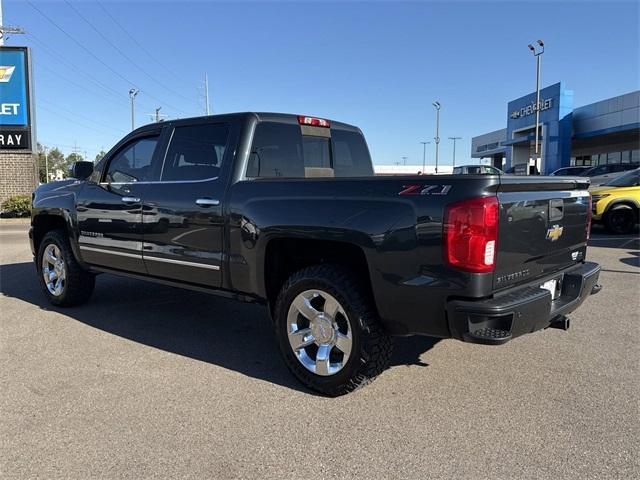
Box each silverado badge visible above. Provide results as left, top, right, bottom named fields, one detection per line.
left=546, top=224, right=564, bottom=242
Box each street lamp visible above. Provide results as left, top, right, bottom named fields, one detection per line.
left=420, top=141, right=430, bottom=172
left=43, top=145, right=49, bottom=183
left=401, top=156, right=408, bottom=166
left=432, top=101, right=441, bottom=173
left=448, top=136, right=462, bottom=167
left=528, top=40, right=544, bottom=161
left=129, top=88, right=139, bottom=131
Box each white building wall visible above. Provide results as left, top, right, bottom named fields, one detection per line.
left=374, top=165, right=454, bottom=175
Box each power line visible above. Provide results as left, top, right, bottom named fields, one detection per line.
left=27, top=32, right=159, bottom=113
left=38, top=140, right=104, bottom=158
left=28, top=33, right=129, bottom=103
left=35, top=59, right=127, bottom=108
left=39, top=98, right=126, bottom=136
left=64, top=1, right=199, bottom=108
left=25, top=0, right=189, bottom=116
left=95, top=0, right=183, bottom=83
left=38, top=104, right=118, bottom=136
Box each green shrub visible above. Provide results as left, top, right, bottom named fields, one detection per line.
left=1, top=194, right=32, bottom=218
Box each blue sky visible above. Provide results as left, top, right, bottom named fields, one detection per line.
left=4, top=0, right=639, bottom=165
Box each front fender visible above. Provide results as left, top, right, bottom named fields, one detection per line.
left=31, top=180, right=85, bottom=264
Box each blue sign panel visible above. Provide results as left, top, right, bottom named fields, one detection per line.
left=0, top=47, right=32, bottom=150
left=0, top=48, right=29, bottom=126
left=503, top=82, right=573, bottom=175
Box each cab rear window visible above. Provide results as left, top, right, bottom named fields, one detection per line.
left=246, top=122, right=373, bottom=178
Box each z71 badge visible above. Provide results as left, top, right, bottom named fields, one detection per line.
left=399, top=184, right=452, bottom=196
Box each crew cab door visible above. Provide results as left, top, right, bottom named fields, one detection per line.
left=141, top=120, right=236, bottom=288
left=76, top=130, right=163, bottom=274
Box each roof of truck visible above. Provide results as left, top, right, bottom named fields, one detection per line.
left=135, top=112, right=361, bottom=133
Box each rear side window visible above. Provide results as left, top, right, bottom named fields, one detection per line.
left=161, top=124, right=229, bottom=181
left=247, top=123, right=304, bottom=178
left=331, top=130, right=373, bottom=177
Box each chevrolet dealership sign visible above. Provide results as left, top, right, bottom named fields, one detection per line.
left=510, top=98, right=553, bottom=119
left=0, top=47, right=33, bottom=150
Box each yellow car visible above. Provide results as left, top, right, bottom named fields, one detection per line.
left=590, top=168, right=640, bottom=234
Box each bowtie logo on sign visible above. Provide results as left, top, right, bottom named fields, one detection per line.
left=0, top=65, right=16, bottom=83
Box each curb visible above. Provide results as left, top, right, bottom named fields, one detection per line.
left=0, top=218, right=31, bottom=225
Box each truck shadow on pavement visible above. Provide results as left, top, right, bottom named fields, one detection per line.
left=0, top=262, right=439, bottom=395
left=620, top=251, right=639, bottom=268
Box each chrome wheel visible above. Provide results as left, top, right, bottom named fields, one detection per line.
left=42, top=244, right=66, bottom=297
left=287, top=289, right=353, bottom=376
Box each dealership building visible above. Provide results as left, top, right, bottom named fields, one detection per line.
left=471, top=83, right=639, bottom=174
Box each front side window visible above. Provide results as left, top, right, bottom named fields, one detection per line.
left=161, top=124, right=230, bottom=181
left=603, top=169, right=640, bottom=187
left=588, top=165, right=609, bottom=176
left=105, top=136, right=159, bottom=183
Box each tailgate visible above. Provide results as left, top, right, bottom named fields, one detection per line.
left=494, top=177, right=591, bottom=291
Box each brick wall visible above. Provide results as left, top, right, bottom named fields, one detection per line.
left=0, top=150, right=38, bottom=205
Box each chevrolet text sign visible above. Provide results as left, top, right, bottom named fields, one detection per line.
left=510, top=98, right=553, bottom=119
left=0, top=46, right=32, bottom=150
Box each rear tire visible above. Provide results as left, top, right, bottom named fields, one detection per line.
left=604, top=206, right=637, bottom=235
left=37, top=229, right=95, bottom=307
left=274, top=264, right=393, bottom=396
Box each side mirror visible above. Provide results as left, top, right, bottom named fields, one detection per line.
left=70, top=161, right=94, bottom=180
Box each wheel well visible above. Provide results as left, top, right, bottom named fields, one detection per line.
left=264, top=238, right=374, bottom=315
left=606, top=200, right=639, bottom=218
left=32, top=215, right=67, bottom=254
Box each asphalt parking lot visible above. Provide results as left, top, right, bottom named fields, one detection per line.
left=1, top=221, right=638, bottom=479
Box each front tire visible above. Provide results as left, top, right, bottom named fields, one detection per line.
left=604, top=206, right=637, bottom=235
left=37, top=229, right=95, bottom=307
left=274, top=265, right=393, bottom=396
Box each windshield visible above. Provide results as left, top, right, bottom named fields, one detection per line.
left=602, top=169, right=640, bottom=187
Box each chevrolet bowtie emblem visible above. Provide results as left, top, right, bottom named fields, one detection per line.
left=546, top=225, right=564, bottom=242
left=0, top=66, right=16, bottom=83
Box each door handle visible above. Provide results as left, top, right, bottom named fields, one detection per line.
left=121, top=196, right=141, bottom=203
left=195, top=198, right=220, bottom=207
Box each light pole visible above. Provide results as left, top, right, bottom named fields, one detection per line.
left=129, top=88, right=139, bottom=131
left=43, top=146, right=49, bottom=183
left=432, top=101, right=441, bottom=173
left=448, top=136, right=462, bottom=167
left=401, top=156, right=408, bottom=166
left=528, top=40, right=544, bottom=161
left=420, top=141, right=430, bottom=172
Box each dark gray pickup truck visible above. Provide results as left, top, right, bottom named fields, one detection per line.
left=30, top=112, right=601, bottom=395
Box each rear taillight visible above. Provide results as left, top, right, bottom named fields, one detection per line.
left=443, top=196, right=499, bottom=273
left=586, top=195, right=592, bottom=240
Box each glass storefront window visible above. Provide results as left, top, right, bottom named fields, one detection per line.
left=607, top=152, right=621, bottom=164
left=621, top=151, right=630, bottom=164
left=631, top=150, right=639, bottom=164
